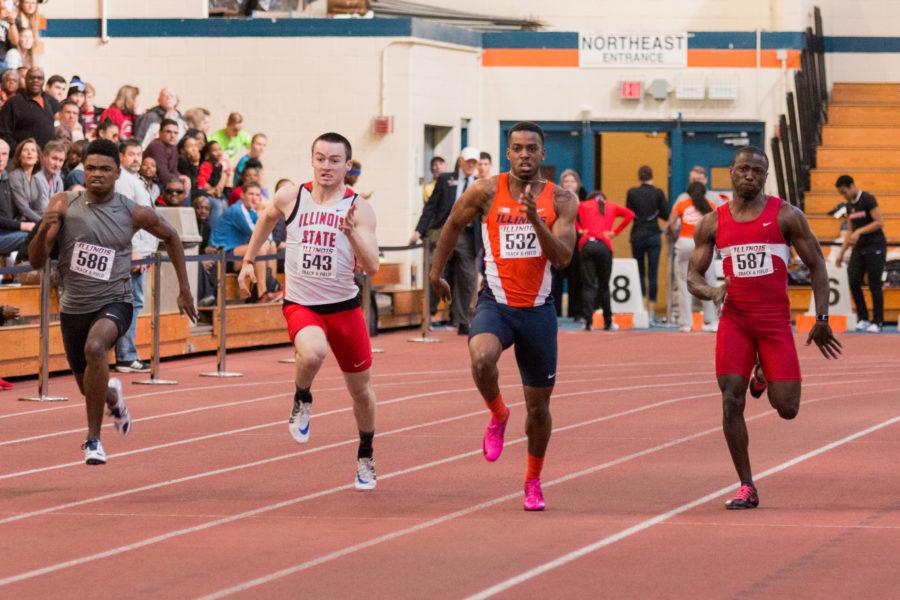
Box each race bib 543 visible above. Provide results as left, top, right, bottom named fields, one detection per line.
left=301, top=245, right=336, bottom=279
left=70, top=242, right=114, bottom=281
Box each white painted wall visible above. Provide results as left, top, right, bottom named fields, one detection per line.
left=41, top=0, right=207, bottom=19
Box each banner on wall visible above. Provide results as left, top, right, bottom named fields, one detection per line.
left=579, top=32, right=688, bottom=68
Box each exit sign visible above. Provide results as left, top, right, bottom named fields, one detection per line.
left=619, top=81, right=643, bottom=99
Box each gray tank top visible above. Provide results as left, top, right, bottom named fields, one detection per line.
left=57, top=191, right=136, bottom=313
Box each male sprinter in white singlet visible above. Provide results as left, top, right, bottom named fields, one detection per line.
left=238, top=132, right=381, bottom=490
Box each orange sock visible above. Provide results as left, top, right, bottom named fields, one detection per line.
left=525, top=454, right=544, bottom=482
left=485, top=393, right=509, bottom=422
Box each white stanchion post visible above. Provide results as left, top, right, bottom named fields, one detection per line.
left=201, top=249, right=242, bottom=377
left=135, top=252, right=177, bottom=385
left=409, top=239, right=440, bottom=343
left=19, top=262, right=67, bottom=402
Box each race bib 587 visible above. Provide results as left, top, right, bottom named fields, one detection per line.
left=70, top=242, right=114, bottom=281
left=500, top=224, right=539, bottom=259
left=730, top=244, right=773, bottom=278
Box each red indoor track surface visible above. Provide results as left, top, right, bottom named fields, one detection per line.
left=1, top=329, right=898, bottom=599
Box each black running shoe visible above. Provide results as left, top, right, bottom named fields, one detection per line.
left=749, top=364, right=767, bottom=399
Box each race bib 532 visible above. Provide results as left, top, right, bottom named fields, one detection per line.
left=500, top=224, right=539, bottom=259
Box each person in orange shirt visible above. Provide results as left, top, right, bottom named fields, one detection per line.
left=668, top=181, right=718, bottom=332
left=576, top=191, right=634, bottom=331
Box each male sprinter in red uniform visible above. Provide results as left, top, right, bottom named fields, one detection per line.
left=688, top=146, right=842, bottom=509
left=238, top=132, right=381, bottom=490
left=431, top=122, right=577, bottom=510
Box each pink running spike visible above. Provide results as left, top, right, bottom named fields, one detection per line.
left=524, top=478, right=545, bottom=511
left=482, top=413, right=508, bottom=462
left=725, top=484, right=759, bottom=509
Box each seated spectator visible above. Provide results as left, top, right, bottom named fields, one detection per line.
left=183, top=127, right=206, bottom=147
left=33, top=139, right=65, bottom=210
left=15, top=0, right=40, bottom=43
left=0, top=4, right=19, bottom=73
left=0, top=303, right=20, bottom=389
left=96, top=118, right=119, bottom=143
left=183, top=107, right=211, bottom=135
left=65, top=75, right=85, bottom=109
left=99, top=84, right=139, bottom=140
left=233, top=132, right=266, bottom=186
left=44, top=74, right=66, bottom=112
left=191, top=192, right=216, bottom=307
left=156, top=177, right=187, bottom=207
left=139, top=155, right=159, bottom=200
left=272, top=177, right=293, bottom=273
left=0, top=139, right=31, bottom=258
left=52, top=125, right=71, bottom=145
left=227, top=158, right=264, bottom=205
left=8, top=137, right=41, bottom=222
left=3, top=26, right=33, bottom=71
left=63, top=139, right=86, bottom=189
left=144, top=117, right=179, bottom=186
left=133, top=86, right=186, bottom=148
left=0, top=69, right=18, bottom=105
left=210, top=111, right=250, bottom=167
left=0, top=66, right=55, bottom=150
left=197, top=140, right=228, bottom=197
left=176, top=133, right=200, bottom=190
left=81, top=82, right=103, bottom=139
left=56, top=99, right=84, bottom=141
left=209, top=182, right=277, bottom=302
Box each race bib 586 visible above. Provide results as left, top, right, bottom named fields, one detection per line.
left=500, top=224, right=539, bottom=259
left=730, top=244, right=773, bottom=278
left=70, top=242, right=114, bottom=281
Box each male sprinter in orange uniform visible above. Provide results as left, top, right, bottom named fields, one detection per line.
left=688, top=146, right=842, bottom=509
left=431, top=122, right=577, bottom=510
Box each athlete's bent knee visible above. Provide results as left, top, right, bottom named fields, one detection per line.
left=471, top=352, right=498, bottom=381
left=722, top=392, right=745, bottom=422
left=296, top=351, right=325, bottom=373
left=526, top=402, right=551, bottom=424
left=83, top=338, right=108, bottom=364
left=776, top=403, right=799, bottom=420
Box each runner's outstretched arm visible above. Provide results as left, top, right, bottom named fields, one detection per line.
left=237, top=185, right=292, bottom=294
left=429, top=178, right=492, bottom=302
left=28, top=192, right=68, bottom=269
left=341, top=199, right=379, bottom=275
left=518, top=185, right=577, bottom=269
left=687, top=211, right=727, bottom=307
left=133, top=205, right=198, bottom=323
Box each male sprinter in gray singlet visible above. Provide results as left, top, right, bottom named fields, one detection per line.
left=29, top=139, right=198, bottom=465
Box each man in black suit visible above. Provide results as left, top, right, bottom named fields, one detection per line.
left=410, top=146, right=480, bottom=334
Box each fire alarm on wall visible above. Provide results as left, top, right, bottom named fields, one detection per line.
left=373, top=116, right=393, bottom=135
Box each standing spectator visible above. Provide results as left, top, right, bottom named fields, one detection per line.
left=99, top=84, right=139, bottom=140
left=577, top=190, right=634, bottom=331
left=56, top=99, right=85, bottom=141
left=63, top=138, right=86, bottom=189
left=410, top=147, right=480, bottom=334
left=477, top=152, right=492, bottom=179
left=139, top=155, right=159, bottom=200
left=0, top=4, right=18, bottom=72
left=96, top=118, right=119, bottom=143
left=0, top=66, right=54, bottom=150
left=8, top=137, right=40, bottom=222
left=667, top=181, right=717, bottom=332
left=673, top=165, right=727, bottom=207
left=33, top=139, right=64, bottom=208
left=113, top=138, right=158, bottom=372
left=191, top=192, right=216, bottom=306
left=210, top=111, right=250, bottom=167
left=0, top=68, right=18, bottom=105
left=0, top=139, right=31, bottom=258
left=44, top=74, right=66, bottom=112
left=133, top=87, right=185, bottom=148
left=80, top=82, right=103, bottom=139
left=423, top=155, right=445, bottom=203
left=176, top=133, right=200, bottom=191
left=144, top=117, right=179, bottom=186
left=553, top=169, right=586, bottom=321
left=626, top=165, right=668, bottom=323
left=3, top=25, right=31, bottom=71
left=183, top=107, right=211, bottom=135
left=233, top=132, right=266, bottom=185
left=343, top=160, right=371, bottom=200
left=835, top=174, right=887, bottom=333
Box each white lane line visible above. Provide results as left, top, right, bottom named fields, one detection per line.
left=0, top=387, right=724, bottom=526
left=0, top=374, right=715, bottom=479
left=465, top=414, right=900, bottom=600
left=197, top=386, right=900, bottom=600
left=3, top=380, right=895, bottom=588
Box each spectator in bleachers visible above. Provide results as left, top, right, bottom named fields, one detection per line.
left=8, top=137, right=40, bottom=222
left=183, top=107, right=211, bottom=135
left=668, top=181, right=717, bottom=333
left=56, top=99, right=84, bottom=142
left=626, top=165, right=668, bottom=323
left=191, top=192, right=216, bottom=307
left=65, top=75, right=84, bottom=107
left=0, top=69, right=18, bottom=105
left=210, top=181, right=277, bottom=302
left=227, top=158, right=262, bottom=204
left=139, top=155, right=159, bottom=200
left=0, top=66, right=54, bottom=150
left=233, top=132, right=266, bottom=186
left=271, top=178, right=292, bottom=270
left=99, top=84, right=139, bottom=140
left=156, top=177, right=187, bottom=208
left=144, top=117, right=180, bottom=186
left=15, top=0, right=39, bottom=43
left=113, top=138, right=158, bottom=372
left=184, top=127, right=206, bottom=146
left=96, top=118, right=119, bottom=143
left=44, top=74, right=66, bottom=112
left=3, top=26, right=32, bottom=70
left=63, top=138, right=86, bottom=189
left=197, top=140, right=227, bottom=198
left=0, top=303, right=19, bottom=388
left=33, top=139, right=64, bottom=207
left=80, top=82, right=103, bottom=139
left=210, top=111, right=250, bottom=167
left=133, top=87, right=185, bottom=148
left=52, top=124, right=71, bottom=145
left=0, top=139, right=31, bottom=257
left=176, top=133, right=200, bottom=190
left=577, top=189, right=634, bottom=331
left=0, top=4, right=19, bottom=71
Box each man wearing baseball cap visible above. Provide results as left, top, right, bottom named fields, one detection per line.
left=412, top=147, right=480, bottom=334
